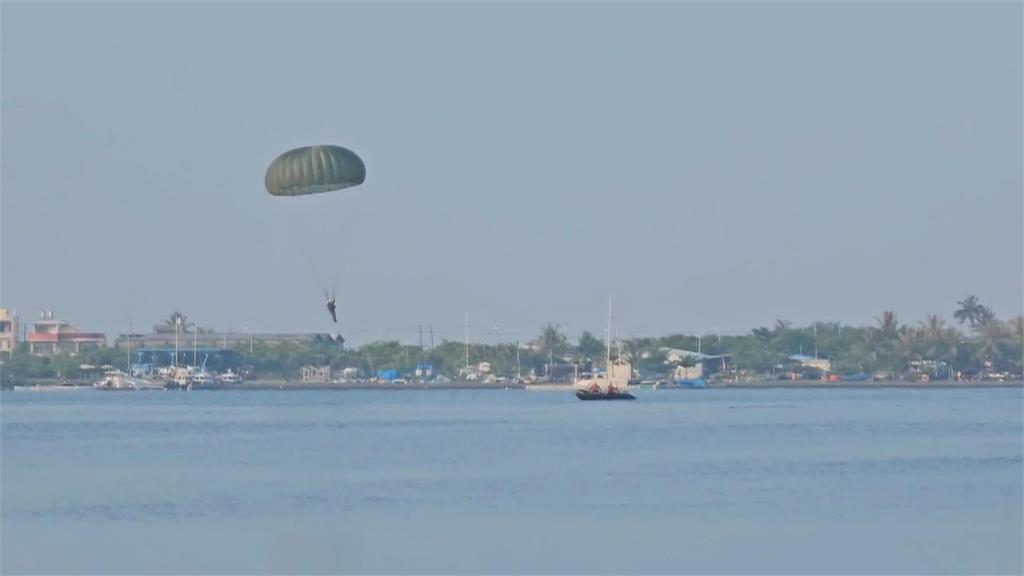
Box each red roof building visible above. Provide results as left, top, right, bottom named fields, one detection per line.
left=26, top=311, right=106, bottom=356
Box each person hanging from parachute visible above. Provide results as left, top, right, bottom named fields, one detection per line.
left=326, top=289, right=338, bottom=323
left=326, top=289, right=344, bottom=348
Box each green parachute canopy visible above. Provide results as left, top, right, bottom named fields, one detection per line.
left=265, top=144, right=366, bottom=196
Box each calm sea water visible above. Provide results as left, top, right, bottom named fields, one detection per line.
left=2, top=387, right=1021, bottom=575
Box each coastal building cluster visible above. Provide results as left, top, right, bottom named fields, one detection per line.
left=0, top=308, right=346, bottom=390
left=0, top=309, right=339, bottom=359
left=1, top=302, right=1021, bottom=389
left=0, top=308, right=16, bottom=357
left=1, top=309, right=106, bottom=356
left=0, top=308, right=735, bottom=389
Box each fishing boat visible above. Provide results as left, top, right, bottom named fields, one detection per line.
left=574, top=298, right=636, bottom=401
left=93, top=369, right=137, bottom=391
left=217, top=369, right=241, bottom=385
left=190, top=370, right=216, bottom=388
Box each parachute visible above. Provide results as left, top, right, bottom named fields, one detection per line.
left=265, top=144, right=366, bottom=196
left=263, top=143, right=367, bottom=330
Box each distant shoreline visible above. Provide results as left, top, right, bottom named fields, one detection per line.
left=218, top=380, right=526, bottom=391
left=4, top=379, right=1021, bottom=391
left=708, top=380, right=1023, bottom=390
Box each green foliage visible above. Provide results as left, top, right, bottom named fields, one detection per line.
left=577, top=331, right=605, bottom=361
left=164, top=310, right=189, bottom=330
left=538, top=324, right=568, bottom=359
left=5, top=300, right=1021, bottom=384
left=954, top=295, right=994, bottom=332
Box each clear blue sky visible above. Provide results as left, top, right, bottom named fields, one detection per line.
left=2, top=1, right=1021, bottom=346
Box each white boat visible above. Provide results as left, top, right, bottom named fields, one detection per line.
left=190, top=370, right=215, bottom=388
left=93, top=370, right=136, bottom=391
left=94, top=369, right=162, bottom=391
left=132, top=375, right=165, bottom=390
left=170, top=367, right=191, bottom=389
left=217, top=369, right=240, bottom=384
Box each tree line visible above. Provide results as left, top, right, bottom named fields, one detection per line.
left=2, top=296, right=1021, bottom=383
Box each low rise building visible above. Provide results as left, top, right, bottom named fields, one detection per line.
left=663, top=348, right=732, bottom=379
left=790, top=354, right=832, bottom=374
left=0, top=308, right=18, bottom=357
left=112, top=327, right=343, bottom=350
left=26, top=311, right=106, bottom=356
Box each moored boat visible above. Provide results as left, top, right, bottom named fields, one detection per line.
left=654, top=378, right=706, bottom=389
left=574, top=298, right=636, bottom=401
left=93, top=370, right=136, bottom=391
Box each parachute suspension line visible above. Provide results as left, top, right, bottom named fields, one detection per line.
left=301, top=250, right=325, bottom=292
left=270, top=215, right=315, bottom=315
left=332, top=188, right=367, bottom=306
left=300, top=248, right=337, bottom=321
left=342, top=193, right=365, bottom=279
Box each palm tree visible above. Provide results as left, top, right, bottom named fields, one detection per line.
left=954, top=295, right=994, bottom=331
left=1007, top=315, right=1024, bottom=352
left=1009, top=316, right=1023, bottom=342
left=576, top=331, right=605, bottom=361
left=538, top=324, right=568, bottom=372
left=164, top=311, right=188, bottom=330
left=918, top=315, right=949, bottom=361
left=876, top=310, right=898, bottom=337
left=865, top=312, right=900, bottom=375
left=939, top=325, right=959, bottom=360
left=975, top=319, right=1006, bottom=369
left=896, top=325, right=922, bottom=366
left=920, top=314, right=945, bottom=341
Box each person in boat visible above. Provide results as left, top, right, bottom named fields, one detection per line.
left=326, top=297, right=338, bottom=323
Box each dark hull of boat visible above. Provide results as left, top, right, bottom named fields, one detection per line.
left=576, top=390, right=636, bottom=401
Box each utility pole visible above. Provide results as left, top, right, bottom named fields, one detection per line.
left=464, top=314, right=470, bottom=368
left=606, top=298, right=612, bottom=368
left=174, top=316, right=180, bottom=367
left=127, top=313, right=134, bottom=374
left=516, top=342, right=521, bottom=380
left=429, top=324, right=435, bottom=350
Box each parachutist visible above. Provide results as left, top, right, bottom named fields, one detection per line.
left=326, top=297, right=337, bottom=323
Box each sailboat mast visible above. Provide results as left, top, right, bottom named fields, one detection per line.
left=464, top=314, right=469, bottom=368
left=606, top=296, right=612, bottom=368
left=127, top=313, right=132, bottom=373
left=516, top=342, right=521, bottom=380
